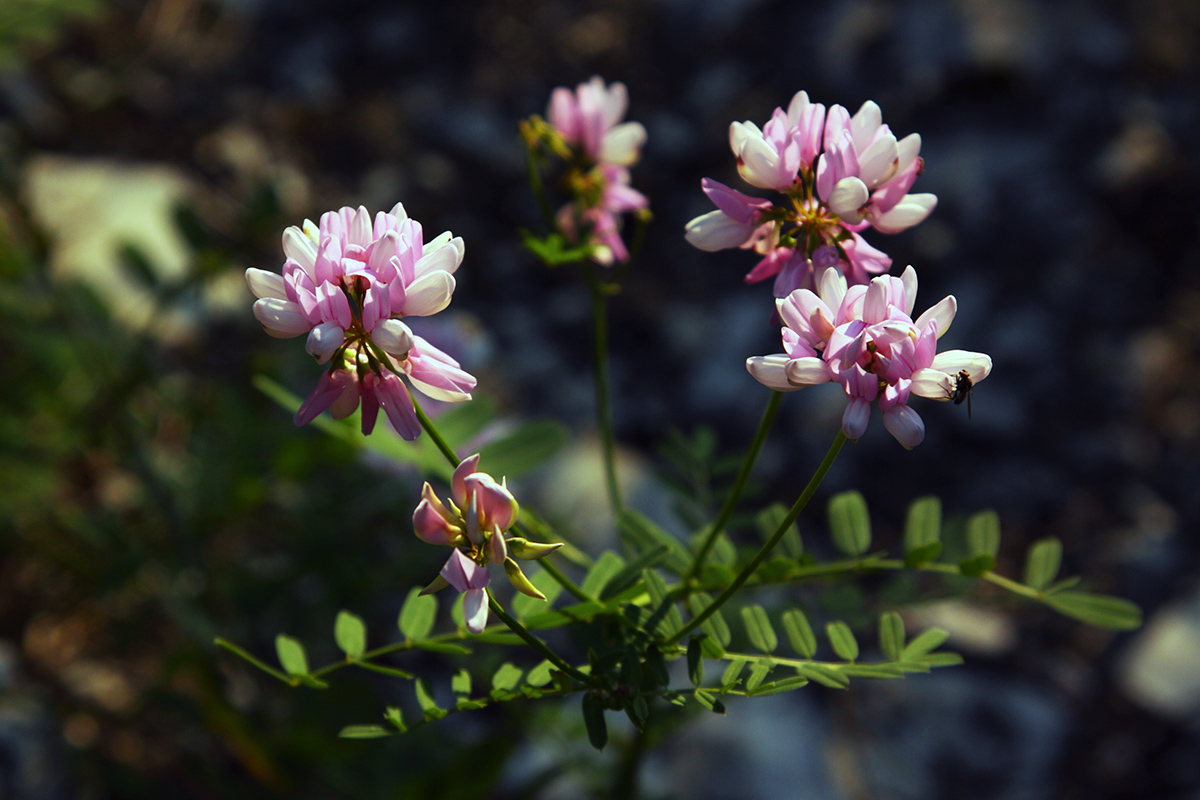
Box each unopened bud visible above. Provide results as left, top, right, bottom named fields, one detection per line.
left=504, top=557, right=546, bottom=600
left=506, top=538, right=564, bottom=560
left=419, top=575, right=450, bottom=596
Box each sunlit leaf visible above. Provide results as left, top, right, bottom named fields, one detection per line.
left=526, top=660, right=554, bottom=687
left=1045, top=591, right=1142, bottom=630
left=274, top=634, right=308, bottom=676
left=581, top=551, right=625, bottom=598
left=904, top=496, right=942, bottom=567
left=878, top=612, right=905, bottom=661
left=826, top=621, right=859, bottom=662
left=415, top=679, right=447, bottom=721
left=781, top=609, right=817, bottom=659
left=746, top=659, right=772, bottom=692
left=338, top=725, right=392, bottom=739
left=902, top=628, right=949, bottom=660
left=828, top=491, right=871, bottom=556
left=966, top=509, right=1001, bottom=557
left=1024, top=538, right=1063, bottom=592
left=398, top=587, right=437, bottom=640
left=741, top=605, right=777, bottom=654
left=334, top=610, right=367, bottom=659
left=686, top=592, right=731, bottom=657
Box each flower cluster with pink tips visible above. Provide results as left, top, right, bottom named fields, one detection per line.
left=534, top=76, right=649, bottom=265
left=685, top=91, right=935, bottom=297
left=246, top=204, right=476, bottom=439
left=747, top=266, right=991, bottom=448
left=412, top=455, right=561, bottom=633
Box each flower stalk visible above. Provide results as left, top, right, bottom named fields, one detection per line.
left=668, top=429, right=846, bottom=645
left=590, top=272, right=624, bottom=515
left=685, top=391, right=783, bottom=587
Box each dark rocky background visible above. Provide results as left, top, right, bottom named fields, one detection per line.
left=0, top=0, right=1198, bottom=797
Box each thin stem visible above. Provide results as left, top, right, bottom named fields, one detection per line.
left=214, top=638, right=291, bottom=683
left=538, top=557, right=594, bottom=603
left=982, top=570, right=1045, bottom=601
left=612, top=721, right=650, bottom=800
left=486, top=589, right=596, bottom=686
left=525, top=143, right=557, bottom=230
left=414, top=396, right=460, bottom=468
left=589, top=273, right=623, bottom=514
left=686, top=391, right=783, bottom=586
left=668, top=430, right=847, bottom=645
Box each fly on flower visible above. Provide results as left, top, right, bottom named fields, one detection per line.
left=746, top=265, right=991, bottom=448
left=246, top=204, right=477, bottom=439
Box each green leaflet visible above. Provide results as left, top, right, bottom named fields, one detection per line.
left=398, top=587, right=437, bottom=641
left=1024, top=538, right=1063, bottom=592
left=828, top=491, right=871, bottom=556
left=741, top=605, right=778, bottom=654
left=826, top=621, right=859, bottom=662
left=334, top=610, right=366, bottom=659
left=781, top=609, right=817, bottom=659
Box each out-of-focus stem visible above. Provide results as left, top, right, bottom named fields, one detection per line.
left=589, top=274, right=623, bottom=514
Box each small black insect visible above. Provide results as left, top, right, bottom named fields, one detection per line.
left=950, top=369, right=973, bottom=418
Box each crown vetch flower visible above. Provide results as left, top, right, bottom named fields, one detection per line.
left=686, top=91, right=935, bottom=295
left=413, top=455, right=560, bottom=633
left=747, top=266, right=991, bottom=448
left=536, top=77, right=649, bottom=266
left=246, top=204, right=476, bottom=439
left=548, top=76, right=647, bottom=167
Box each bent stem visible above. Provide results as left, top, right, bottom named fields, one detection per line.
left=668, top=430, right=847, bottom=645
left=487, top=589, right=595, bottom=686
left=686, top=391, right=783, bottom=587
left=589, top=272, right=623, bottom=514
left=414, top=396, right=461, bottom=467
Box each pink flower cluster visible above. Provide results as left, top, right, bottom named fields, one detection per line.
left=685, top=92, right=936, bottom=296
left=413, top=455, right=559, bottom=633
left=246, top=204, right=476, bottom=439
left=747, top=266, right=991, bottom=448
left=545, top=76, right=648, bottom=265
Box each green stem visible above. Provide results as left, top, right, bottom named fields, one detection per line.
left=981, top=570, right=1045, bottom=601
left=686, top=391, right=783, bottom=586
left=668, top=430, right=847, bottom=645
left=589, top=273, right=623, bottom=514
left=525, top=143, right=556, bottom=230
left=214, top=638, right=292, bottom=683
left=539, top=557, right=594, bottom=603
left=413, top=397, right=461, bottom=468
left=487, top=589, right=596, bottom=686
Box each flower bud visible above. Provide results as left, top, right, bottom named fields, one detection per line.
left=506, top=538, right=564, bottom=560
left=419, top=574, right=450, bottom=596
left=504, top=558, right=547, bottom=600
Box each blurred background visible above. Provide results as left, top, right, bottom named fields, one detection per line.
left=1, top=0, right=1198, bottom=797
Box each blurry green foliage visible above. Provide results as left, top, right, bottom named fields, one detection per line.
left=0, top=0, right=104, bottom=70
